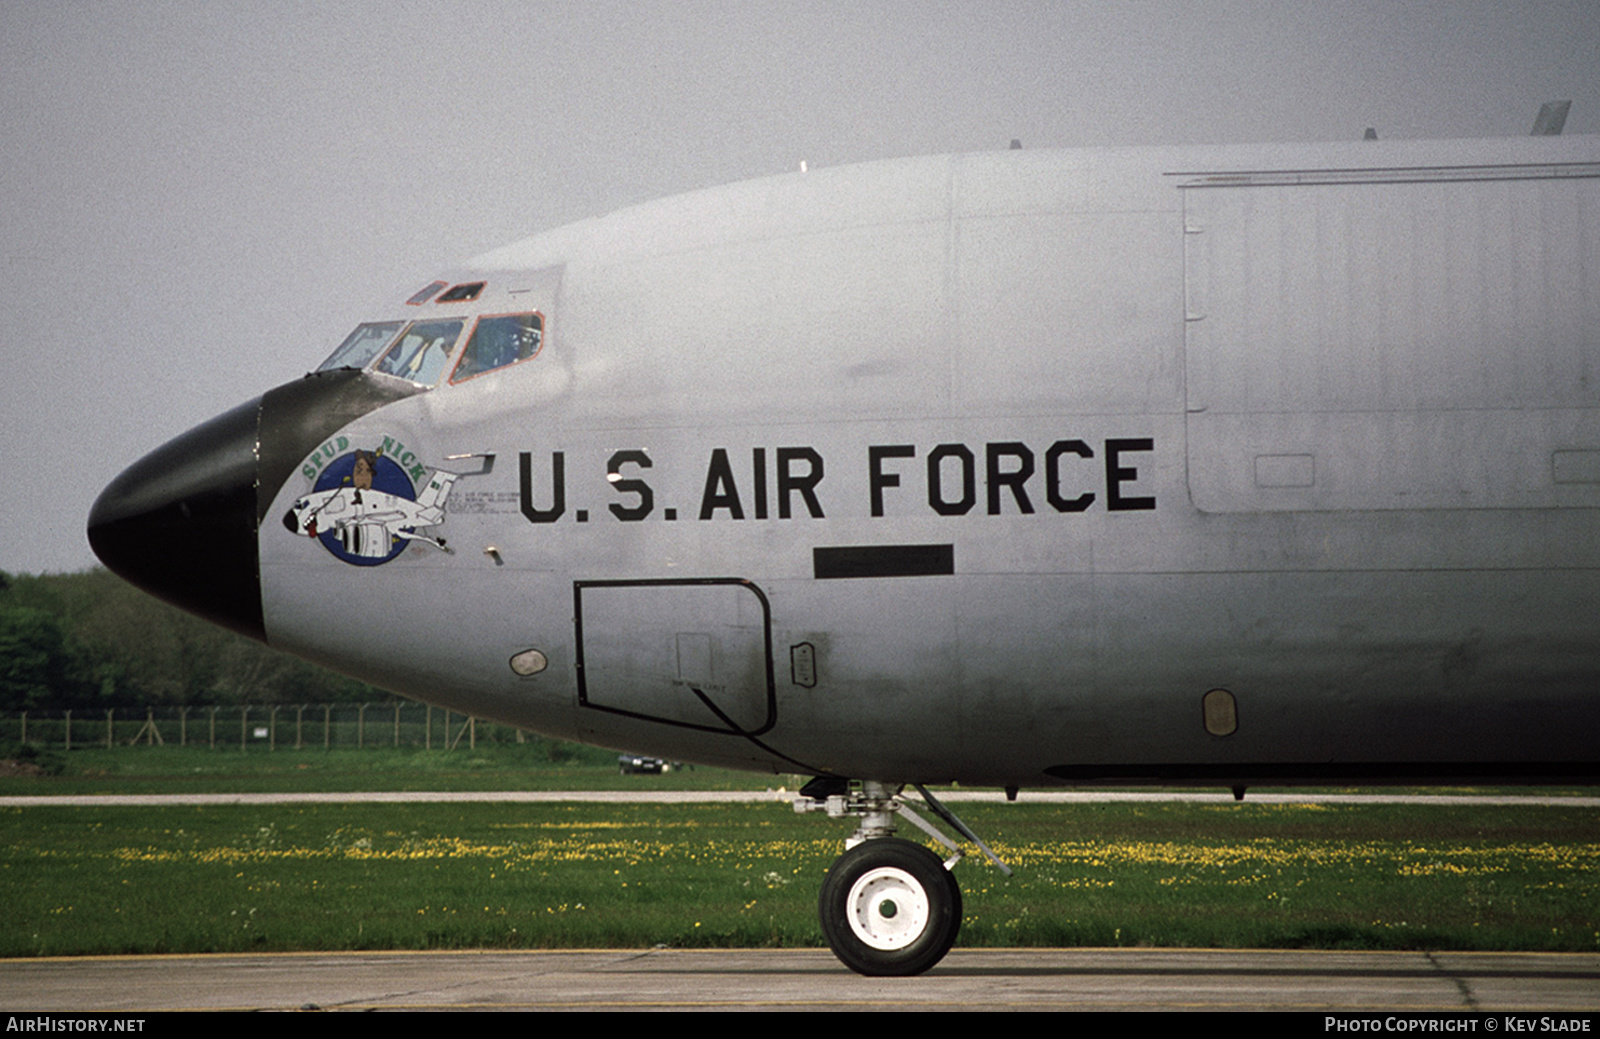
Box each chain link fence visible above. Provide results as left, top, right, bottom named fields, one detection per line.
left=2, top=703, right=520, bottom=751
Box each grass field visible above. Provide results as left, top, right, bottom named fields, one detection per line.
left=0, top=741, right=783, bottom=794
left=3, top=798, right=1596, bottom=958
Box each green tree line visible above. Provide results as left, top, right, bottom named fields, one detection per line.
left=0, top=569, right=386, bottom=710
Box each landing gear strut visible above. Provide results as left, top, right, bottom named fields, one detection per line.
left=795, top=779, right=1011, bottom=976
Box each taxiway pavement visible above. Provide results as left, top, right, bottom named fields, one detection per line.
left=4, top=948, right=1599, bottom=1012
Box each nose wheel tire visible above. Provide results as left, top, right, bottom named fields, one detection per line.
left=819, top=838, right=962, bottom=976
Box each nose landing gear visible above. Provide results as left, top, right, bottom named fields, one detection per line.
left=795, top=779, right=1011, bottom=976
left=819, top=837, right=961, bottom=976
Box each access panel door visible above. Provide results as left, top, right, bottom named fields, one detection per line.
left=1181, top=169, right=1600, bottom=513
left=574, top=578, right=775, bottom=735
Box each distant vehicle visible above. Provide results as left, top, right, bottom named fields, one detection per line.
left=617, top=754, right=669, bottom=775
left=90, top=128, right=1600, bottom=975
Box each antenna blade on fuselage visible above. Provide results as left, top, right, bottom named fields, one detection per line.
left=1532, top=100, right=1571, bottom=135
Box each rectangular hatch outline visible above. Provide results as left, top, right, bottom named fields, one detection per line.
left=572, top=577, right=777, bottom=736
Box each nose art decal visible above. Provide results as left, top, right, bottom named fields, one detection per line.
left=284, top=440, right=457, bottom=565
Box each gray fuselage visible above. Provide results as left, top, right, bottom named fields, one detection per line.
left=98, top=135, right=1600, bottom=788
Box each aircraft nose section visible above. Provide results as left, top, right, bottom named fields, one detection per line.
left=87, top=397, right=266, bottom=642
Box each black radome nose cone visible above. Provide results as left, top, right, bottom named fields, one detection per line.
left=87, top=397, right=266, bottom=642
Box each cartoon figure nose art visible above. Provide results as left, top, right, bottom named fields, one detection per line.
left=282, top=445, right=457, bottom=565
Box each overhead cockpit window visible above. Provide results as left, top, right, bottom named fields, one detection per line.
left=316, top=321, right=404, bottom=372
left=450, top=312, right=544, bottom=383
left=372, top=318, right=465, bottom=385
left=436, top=281, right=486, bottom=303
left=406, top=281, right=449, bottom=305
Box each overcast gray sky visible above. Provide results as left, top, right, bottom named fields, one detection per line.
left=3, top=0, right=1597, bottom=575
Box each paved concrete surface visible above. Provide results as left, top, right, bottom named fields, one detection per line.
left=3, top=948, right=1598, bottom=1012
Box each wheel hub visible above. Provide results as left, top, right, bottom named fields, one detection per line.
left=846, top=866, right=930, bottom=950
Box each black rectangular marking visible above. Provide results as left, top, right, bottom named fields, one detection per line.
left=813, top=543, right=954, bottom=579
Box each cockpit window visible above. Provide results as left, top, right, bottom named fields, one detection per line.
left=372, top=318, right=465, bottom=385
left=316, top=321, right=404, bottom=372
left=437, top=281, right=486, bottom=303
left=450, top=312, right=544, bottom=383
left=406, top=280, right=449, bottom=305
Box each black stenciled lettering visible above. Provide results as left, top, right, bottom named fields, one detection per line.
left=1045, top=440, right=1095, bottom=512
left=752, top=447, right=768, bottom=520
left=519, top=451, right=565, bottom=523
left=777, top=447, right=825, bottom=518
left=985, top=442, right=1035, bottom=515
left=927, top=443, right=976, bottom=516
left=607, top=450, right=653, bottom=522
left=699, top=448, right=745, bottom=519
left=869, top=445, right=915, bottom=517
left=1106, top=437, right=1156, bottom=511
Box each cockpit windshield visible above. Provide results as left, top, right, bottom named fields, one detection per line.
left=316, top=308, right=544, bottom=389
left=316, top=322, right=404, bottom=372
left=372, top=318, right=465, bottom=386
left=451, top=313, right=544, bottom=383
